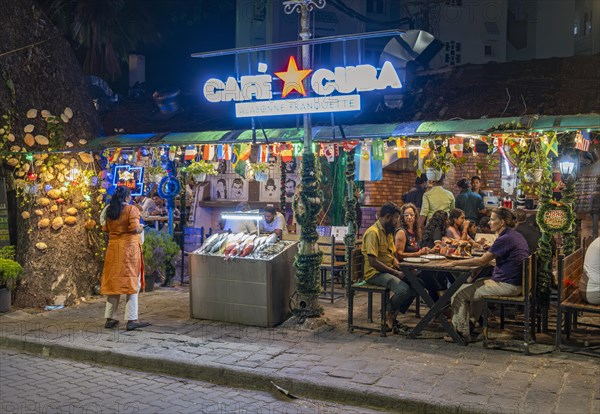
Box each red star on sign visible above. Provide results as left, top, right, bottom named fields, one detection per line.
left=274, top=56, right=312, bottom=98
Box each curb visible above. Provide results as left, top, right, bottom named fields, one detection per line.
left=1, top=335, right=489, bottom=414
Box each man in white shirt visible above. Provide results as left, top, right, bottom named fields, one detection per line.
left=134, top=195, right=155, bottom=217
left=580, top=237, right=600, bottom=305
left=260, top=206, right=287, bottom=238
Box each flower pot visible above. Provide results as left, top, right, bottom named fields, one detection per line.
left=0, top=287, right=11, bottom=313
left=193, top=173, right=207, bottom=182
left=524, top=169, right=543, bottom=183
left=425, top=169, right=442, bottom=182
left=254, top=171, right=268, bottom=182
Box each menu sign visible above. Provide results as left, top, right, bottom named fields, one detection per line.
left=0, top=178, right=9, bottom=247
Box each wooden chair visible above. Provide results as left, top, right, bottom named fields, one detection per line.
left=347, top=249, right=390, bottom=337
left=482, top=255, right=536, bottom=354
left=556, top=246, right=600, bottom=354
left=318, top=236, right=346, bottom=302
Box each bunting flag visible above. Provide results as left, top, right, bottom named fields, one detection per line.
left=293, top=143, right=304, bottom=157
left=342, top=140, right=359, bottom=152
left=575, top=130, right=591, bottom=151
left=470, top=139, right=477, bottom=156
left=168, top=145, right=177, bottom=161
left=258, top=145, right=270, bottom=163
left=371, top=139, right=385, bottom=160
left=354, top=142, right=382, bottom=181
left=318, top=143, right=326, bottom=157
left=449, top=136, right=464, bottom=158
left=109, top=148, right=122, bottom=163
left=222, top=144, right=232, bottom=160
left=184, top=145, right=197, bottom=161
left=324, top=144, right=336, bottom=162
left=280, top=144, right=293, bottom=162
left=238, top=143, right=252, bottom=161
left=203, top=144, right=215, bottom=161
left=419, top=140, right=431, bottom=159
left=540, top=134, right=558, bottom=157
left=395, top=138, right=407, bottom=158
left=270, top=144, right=280, bottom=158
left=230, top=145, right=239, bottom=167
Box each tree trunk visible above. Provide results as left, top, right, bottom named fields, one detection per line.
left=0, top=0, right=104, bottom=307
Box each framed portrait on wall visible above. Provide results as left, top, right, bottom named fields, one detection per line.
left=259, top=177, right=280, bottom=202
left=229, top=177, right=248, bottom=201
left=211, top=177, right=229, bottom=200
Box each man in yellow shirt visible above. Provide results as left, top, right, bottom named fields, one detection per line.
left=362, top=202, right=417, bottom=331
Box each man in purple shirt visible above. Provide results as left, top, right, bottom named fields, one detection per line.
left=445, top=208, right=529, bottom=343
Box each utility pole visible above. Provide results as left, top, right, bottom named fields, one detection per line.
left=283, top=0, right=326, bottom=317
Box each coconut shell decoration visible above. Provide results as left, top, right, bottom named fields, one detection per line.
left=60, top=114, right=69, bottom=123
left=10, top=145, right=21, bottom=152
left=21, top=212, right=30, bottom=219
left=38, top=218, right=50, bottom=228
left=64, top=107, right=73, bottom=119
left=35, top=242, right=48, bottom=250
left=27, top=109, right=37, bottom=118
left=24, top=133, right=35, bottom=146
left=50, top=205, right=58, bottom=212
left=24, top=124, right=34, bottom=133
left=7, top=133, right=15, bottom=142
left=52, top=217, right=64, bottom=230
left=47, top=189, right=61, bottom=199
left=66, top=207, right=78, bottom=216
left=65, top=141, right=74, bottom=148
left=34, top=209, right=44, bottom=216
left=64, top=216, right=77, bottom=225
left=37, top=197, right=51, bottom=207
left=84, top=219, right=96, bottom=230
left=35, top=135, right=49, bottom=145
left=7, top=158, right=19, bottom=167
left=79, top=202, right=88, bottom=209
left=78, top=152, right=94, bottom=164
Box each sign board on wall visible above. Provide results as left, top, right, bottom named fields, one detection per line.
left=112, top=165, right=145, bottom=196
left=203, top=57, right=402, bottom=118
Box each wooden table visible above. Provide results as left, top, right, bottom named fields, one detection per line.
left=398, top=257, right=490, bottom=345
left=143, top=215, right=168, bottom=230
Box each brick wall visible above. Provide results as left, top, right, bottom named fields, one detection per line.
left=363, top=169, right=416, bottom=207
left=446, top=152, right=504, bottom=197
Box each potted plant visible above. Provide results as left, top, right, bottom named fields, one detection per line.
left=186, top=160, right=217, bottom=182
left=0, top=246, right=23, bottom=312
left=418, top=142, right=465, bottom=180
left=146, top=165, right=165, bottom=184
left=518, top=143, right=548, bottom=184
left=249, top=162, right=269, bottom=182
left=142, top=229, right=180, bottom=290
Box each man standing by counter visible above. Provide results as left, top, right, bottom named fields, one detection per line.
left=260, top=206, right=287, bottom=239
left=419, top=175, right=455, bottom=227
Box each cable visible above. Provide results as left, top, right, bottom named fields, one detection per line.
left=327, top=0, right=412, bottom=27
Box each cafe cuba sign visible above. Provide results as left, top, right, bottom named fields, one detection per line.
left=202, top=56, right=402, bottom=118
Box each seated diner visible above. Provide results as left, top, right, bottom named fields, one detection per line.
left=445, top=207, right=530, bottom=343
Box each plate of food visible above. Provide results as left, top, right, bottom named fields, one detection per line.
left=403, top=257, right=430, bottom=263
left=421, top=254, right=445, bottom=260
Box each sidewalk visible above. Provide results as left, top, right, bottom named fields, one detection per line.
left=1, top=287, right=598, bottom=414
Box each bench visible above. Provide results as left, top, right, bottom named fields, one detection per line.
left=347, top=249, right=390, bottom=337
left=556, top=244, right=600, bottom=353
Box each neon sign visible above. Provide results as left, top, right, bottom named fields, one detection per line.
left=112, top=165, right=144, bottom=196
left=202, top=56, right=402, bottom=118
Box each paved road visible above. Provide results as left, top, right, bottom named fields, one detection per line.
left=0, top=349, right=384, bottom=414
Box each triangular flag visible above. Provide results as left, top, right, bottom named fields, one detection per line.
left=222, top=144, right=231, bottom=161
left=238, top=143, right=252, bottom=161
left=280, top=144, right=293, bottom=162
left=419, top=140, right=431, bottom=159
left=395, top=139, right=407, bottom=158
left=203, top=145, right=215, bottom=161
left=258, top=145, right=270, bottom=163
left=372, top=139, right=385, bottom=160
left=449, top=137, right=464, bottom=158
left=342, top=140, right=359, bottom=152
left=540, top=135, right=558, bottom=157
left=185, top=145, right=197, bottom=161
left=231, top=145, right=239, bottom=168
left=354, top=142, right=382, bottom=181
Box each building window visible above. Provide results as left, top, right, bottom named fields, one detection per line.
left=574, top=16, right=579, bottom=36
left=484, top=45, right=493, bottom=56
left=445, top=0, right=463, bottom=6
left=367, top=0, right=384, bottom=14
left=584, top=11, right=592, bottom=36
left=445, top=41, right=462, bottom=66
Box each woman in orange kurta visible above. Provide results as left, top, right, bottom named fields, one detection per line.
left=101, top=187, right=150, bottom=331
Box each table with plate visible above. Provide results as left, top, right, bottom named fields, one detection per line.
left=143, top=215, right=169, bottom=230
left=398, top=254, right=490, bottom=345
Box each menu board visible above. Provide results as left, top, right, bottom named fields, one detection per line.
left=575, top=175, right=600, bottom=213
left=0, top=178, right=9, bottom=248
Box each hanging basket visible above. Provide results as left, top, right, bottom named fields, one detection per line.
left=425, top=169, right=442, bottom=182
left=524, top=169, right=543, bottom=183
left=193, top=173, right=207, bottom=182
left=254, top=171, right=268, bottom=183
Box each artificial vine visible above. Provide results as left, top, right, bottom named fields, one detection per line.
left=343, top=149, right=357, bottom=269
left=558, top=132, right=578, bottom=256
left=535, top=160, right=554, bottom=306
left=280, top=157, right=287, bottom=216
left=292, top=151, right=323, bottom=316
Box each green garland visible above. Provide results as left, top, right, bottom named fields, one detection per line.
left=344, top=149, right=357, bottom=267
left=536, top=201, right=575, bottom=235
left=561, top=179, right=576, bottom=255
left=292, top=151, right=324, bottom=316
left=535, top=160, right=554, bottom=306
left=280, top=158, right=287, bottom=216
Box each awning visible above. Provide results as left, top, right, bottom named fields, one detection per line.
left=83, top=113, right=600, bottom=150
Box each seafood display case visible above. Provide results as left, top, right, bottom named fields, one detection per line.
left=189, top=232, right=297, bottom=327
